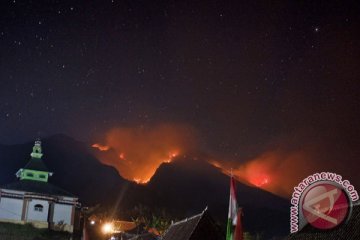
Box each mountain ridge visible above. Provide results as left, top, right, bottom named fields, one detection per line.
left=0, top=134, right=289, bottom=237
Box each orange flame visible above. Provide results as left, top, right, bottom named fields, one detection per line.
left=92, top=143, right=110, bottom=151
left=209, top=160, right=271, bottom=187
left=92, top=124, right=195, bottom=184
left=250, top=174, right=270, bottom=187
left=210, top=149, right=315, bottom=197
left=119, top=152, right=125, bottom=160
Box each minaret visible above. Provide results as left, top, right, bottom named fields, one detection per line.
left=30, top=140, right=43, bottom=159
left=16, top=140, right=53, bottom=182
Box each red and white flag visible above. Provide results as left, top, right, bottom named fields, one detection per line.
left=226, top=176, right=243, bottom=240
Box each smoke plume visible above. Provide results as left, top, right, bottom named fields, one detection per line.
left=92, top=123, right=359, bottom=199
left=211, top=132, right=360, bottom=198
left=92, top=124, right=196, bottom=184
left=211, top=149, right=317, bottom=197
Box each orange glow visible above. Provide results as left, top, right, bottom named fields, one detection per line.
left=102, top=222, right=114, bottom=234
left=164, top=151, right=179, bottom=163
left=92, top=124, right=196, bottom=184
left=209, top=160, right=222, bottom=169
left=92, top=143, right=110, bottom=151
left=209, top=149, right=315, bottom=197
left=250, top=174, right=270, bottom=187
left=133, top=177, right=151, bottom=184
left=119, top=152, right=125, bottom=160
left=169, top=151, right=178, bottom=158
left=210, top=160, right=273, bottom=191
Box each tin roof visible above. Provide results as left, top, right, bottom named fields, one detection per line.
left=162, top=208, right=224, bottom=240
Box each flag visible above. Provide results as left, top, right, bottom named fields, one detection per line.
left=234, top=208, right=244, bottom=240
left=226, top=176, right=243, bottom=240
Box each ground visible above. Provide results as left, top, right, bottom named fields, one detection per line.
left=0, top=222, right=77, bottom=240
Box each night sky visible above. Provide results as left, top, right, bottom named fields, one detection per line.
left=1, top=1, right=359, bottom=194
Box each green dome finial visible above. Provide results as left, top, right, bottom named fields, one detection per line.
left=30, top=140, right=43, bottom=159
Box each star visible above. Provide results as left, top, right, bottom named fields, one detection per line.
left=0, top=0, right=358, bottom=200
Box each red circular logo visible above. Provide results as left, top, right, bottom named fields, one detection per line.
left=301, top=183, right=349, bottom=229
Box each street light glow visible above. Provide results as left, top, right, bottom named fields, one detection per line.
left=102, top=222, right=114, bottom=234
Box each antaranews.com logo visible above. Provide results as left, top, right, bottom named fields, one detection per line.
left=290, top=172, right=359, bottom=233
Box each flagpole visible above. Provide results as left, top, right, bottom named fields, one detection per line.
left=226, top=168, right=237, bottom=240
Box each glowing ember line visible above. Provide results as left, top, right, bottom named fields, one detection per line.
left=92, top=143, right=110, bottom=151
left=133, top=177, right=151, bottom=184
left=208, top=160, right=271, bottom=188
left=93, top=142, right=180, bottom=184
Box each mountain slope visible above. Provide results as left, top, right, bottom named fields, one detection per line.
left=141, top=158, right=289, bottom=237
left=0, top=135, right=289, bottom=237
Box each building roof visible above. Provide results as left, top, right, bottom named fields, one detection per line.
left=162, top=212, right=202, bottom=240
left=162, top=208, right=224, bottom=240
left=287, top=204, right=360, bottom=240
left=1, top=179, right=75, bottom=198
left=23, top=157, right=50, bottom=172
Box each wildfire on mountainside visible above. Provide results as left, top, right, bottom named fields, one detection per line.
left=209, top=149, right=316, bottom=198
left=91, top=124, right=323, bottom=198
left=92, top=124, right=194, bottom=184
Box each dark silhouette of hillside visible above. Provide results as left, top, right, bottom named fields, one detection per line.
left=0, top=135, right=289, bottom=238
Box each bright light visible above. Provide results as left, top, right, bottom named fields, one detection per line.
left=252, top=175, right=270, bottom=187
left=102, top=222, right=114, bottom=234
left=90, top=220, right=95, bottom=225
left=92, top=143, right=110, bottom=151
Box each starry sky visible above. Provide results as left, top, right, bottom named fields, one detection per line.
left=0, top=1, right=359, bottom=183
